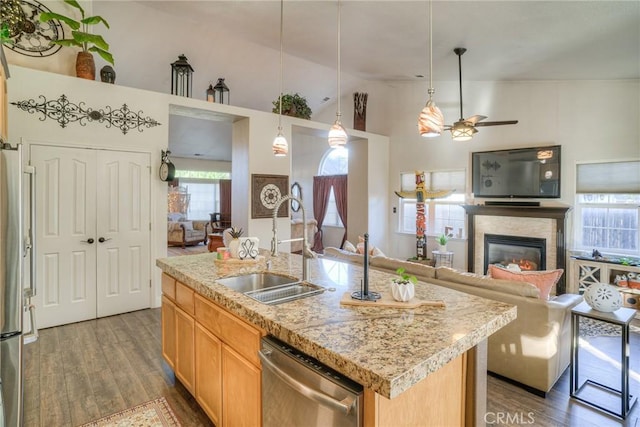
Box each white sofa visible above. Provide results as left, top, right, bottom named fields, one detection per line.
left=323, top=247, right=583, bottom=395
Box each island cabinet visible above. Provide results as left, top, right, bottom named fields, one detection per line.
left=161, top=275, right=195, bottom=394
left=161, top=273, right=263, bottom=427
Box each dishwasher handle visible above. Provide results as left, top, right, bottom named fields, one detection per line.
left=258, top=349, right=357, bottom=415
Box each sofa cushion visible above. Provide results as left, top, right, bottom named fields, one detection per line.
left=436, top=267, right=540, bottom=299
left=488, top=265, right=563, bottom=300
left=343, top=240, right=357, bottom=253
left=372, top=257, right=436, bottom=280
left=323, top=247, right=364, bottom=264
left=180, top=221, right=194, bottom=231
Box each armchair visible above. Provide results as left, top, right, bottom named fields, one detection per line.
left=168, top=220, right=209, bottom=248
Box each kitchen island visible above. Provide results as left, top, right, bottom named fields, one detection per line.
left=157, top=251, right=516, bottom=426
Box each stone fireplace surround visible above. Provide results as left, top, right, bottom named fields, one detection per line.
left=463, top=204, right=571, bottom=294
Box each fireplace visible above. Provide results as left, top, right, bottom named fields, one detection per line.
left=463, top=204, right=571, bottom=294
left=483, top=234, right=546, bottom=274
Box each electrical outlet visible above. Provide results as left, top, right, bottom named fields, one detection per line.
left=393, top=207, right=397, bottom=213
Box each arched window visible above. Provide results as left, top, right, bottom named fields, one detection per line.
left=318, top=148, right=348, bottom=227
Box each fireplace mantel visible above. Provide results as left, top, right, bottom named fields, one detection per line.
left=463, top=204, right=572, bottom=294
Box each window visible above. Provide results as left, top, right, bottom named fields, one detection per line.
left=575, top=160, right=640, bottom=256
left=318, top=148, right=348, bottom=227
left=174, top=171, right=231, bottom=220
left=398, top=170, right=466, bottom=239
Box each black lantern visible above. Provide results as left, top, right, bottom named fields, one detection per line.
left=206, top=84, right=215, bottom=102
left=171, top=54, right=194, bottom=97
left=213, top=78, right=230, bottom=104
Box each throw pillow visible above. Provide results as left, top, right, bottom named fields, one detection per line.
left=488, top=265, right=563, bottom=300
left=371, top=246, right=386, bottom=257
left=343, top=240, right=357, bottom=253
left=180, top=221, right=194, bottom=231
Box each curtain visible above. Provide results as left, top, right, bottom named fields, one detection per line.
left=220, top=179, right=232, bottom=226
left=332, top=175, right=348, bottom=248
left=312, top=176, right=333, bottom=252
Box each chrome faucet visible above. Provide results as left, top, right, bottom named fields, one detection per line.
left=270, top=195, right=316, bottom=281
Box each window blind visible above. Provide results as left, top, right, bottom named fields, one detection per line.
left=400, top=170, right=465, bottom=193
left=576, top=161, right=640, bottom=194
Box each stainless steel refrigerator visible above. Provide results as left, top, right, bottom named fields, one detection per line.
left=1, top=142, right=38, bottom=427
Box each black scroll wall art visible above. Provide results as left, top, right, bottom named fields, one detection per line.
left=11, top=94, right=161, bottom=135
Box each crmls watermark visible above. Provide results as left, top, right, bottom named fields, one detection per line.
left=484, top=411, right=536, bottom=425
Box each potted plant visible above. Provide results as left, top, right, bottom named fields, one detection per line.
left=272, top=93, right=312, bottom=119
left=39, top=0, right=114, bottom=80
left=390, top=267, right=417, bottom=302
left=227, top=227, right=244, bottom=259
left=436, top=234, right=450, bottom=252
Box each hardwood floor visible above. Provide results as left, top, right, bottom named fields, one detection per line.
left=23, top=309, right=212, bottom=427
left=24, top=309, right=640, bottom=427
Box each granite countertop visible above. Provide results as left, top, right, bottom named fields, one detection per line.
left=157, top=251, right=516, bottom=399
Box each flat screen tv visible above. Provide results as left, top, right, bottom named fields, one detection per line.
left=471, top=145, right=561, bottom=198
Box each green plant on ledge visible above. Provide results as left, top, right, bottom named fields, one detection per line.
left=393, top=268, right=417, bottom=285
left=272, top=93, right=312, bottom=120
left=39, top=0, right=114, bottom=65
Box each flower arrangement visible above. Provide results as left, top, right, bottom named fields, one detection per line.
left=229, top=227, right=244, bottom=239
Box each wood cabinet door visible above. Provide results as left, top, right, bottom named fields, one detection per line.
left=195, top=323, right=222, bottom=426
left=175, top=305, right=195, bottom=394
left=161, top=296, right=176, bottom=369
left=222, top=345, right=261, bottom=427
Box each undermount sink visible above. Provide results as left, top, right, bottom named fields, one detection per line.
left=216, top=272, right=297, bottom=293
left=216, top=272, right=324, bottom=305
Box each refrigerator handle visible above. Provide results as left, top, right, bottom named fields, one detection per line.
left=24, top=164, right=36, bottom=297
left=23, top=302, right=38, bottom=344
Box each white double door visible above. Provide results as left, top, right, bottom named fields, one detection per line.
left=31, top=145, right=151, bottom=328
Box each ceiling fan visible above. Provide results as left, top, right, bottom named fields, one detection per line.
left=444, top=47, right=518, bottom=141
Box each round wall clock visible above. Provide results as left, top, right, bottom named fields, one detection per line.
left=159, top=150, right=175, bottom=182
left=2, top=0, right=64, bottom=58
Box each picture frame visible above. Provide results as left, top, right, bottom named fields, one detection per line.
left=251, top=174, right=289, bottom=219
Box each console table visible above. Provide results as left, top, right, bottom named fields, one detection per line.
left=570, top=302, right=637, bottom=419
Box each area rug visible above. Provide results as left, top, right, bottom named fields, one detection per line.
left=579, top=317, right=640, bottom=338
left=80, top=397, right=181, bottom=427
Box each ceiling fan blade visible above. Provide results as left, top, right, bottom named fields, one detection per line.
left=475, top=120, right=519, bottom=127
left=466, top=115, right=487, bottom=125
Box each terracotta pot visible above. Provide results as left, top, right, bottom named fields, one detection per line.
left=76, top=52, right=96, bottom=80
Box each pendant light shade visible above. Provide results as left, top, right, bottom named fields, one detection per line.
left=329, top=0, right=347, bottom=148
left=417, top=0, right=443, bottom=137
left=328, top=117, right=348, bottom=148
left=272, top=0, right=289, bottom=156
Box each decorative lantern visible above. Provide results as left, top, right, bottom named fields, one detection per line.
left=206, top=84, right=215, bottom=102
left=171, top=54, right=194, bottom=97
left=213, top=78, right=230, bottom=104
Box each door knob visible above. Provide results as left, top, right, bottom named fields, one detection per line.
left=82, top=238, right=95, bottom=244
left=98, top=237, right=112, bottom=243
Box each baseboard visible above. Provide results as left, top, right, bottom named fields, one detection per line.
left=487, top=371, right=548, bottom=398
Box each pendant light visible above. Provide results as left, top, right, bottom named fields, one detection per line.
left=272, top=0, right=289, bottom=156
left=417, top=0, right=444, bottom=137
left=328, top=0, right=347, bottom=148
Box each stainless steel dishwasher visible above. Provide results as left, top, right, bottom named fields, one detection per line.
left=259, top=336, right=363, bottom=427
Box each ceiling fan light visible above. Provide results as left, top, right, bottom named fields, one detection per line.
left=328, top=119, right=348, bottom=148
left=272, top=130, right=288, bottom=156
left=418, top=99, right=444, bottom=137
left=451, top=122, right=475, bottom=141
left=537, top=149, right=553, bottom=160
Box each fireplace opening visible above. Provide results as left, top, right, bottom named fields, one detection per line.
left=484, top=234, right=546, bottom=274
